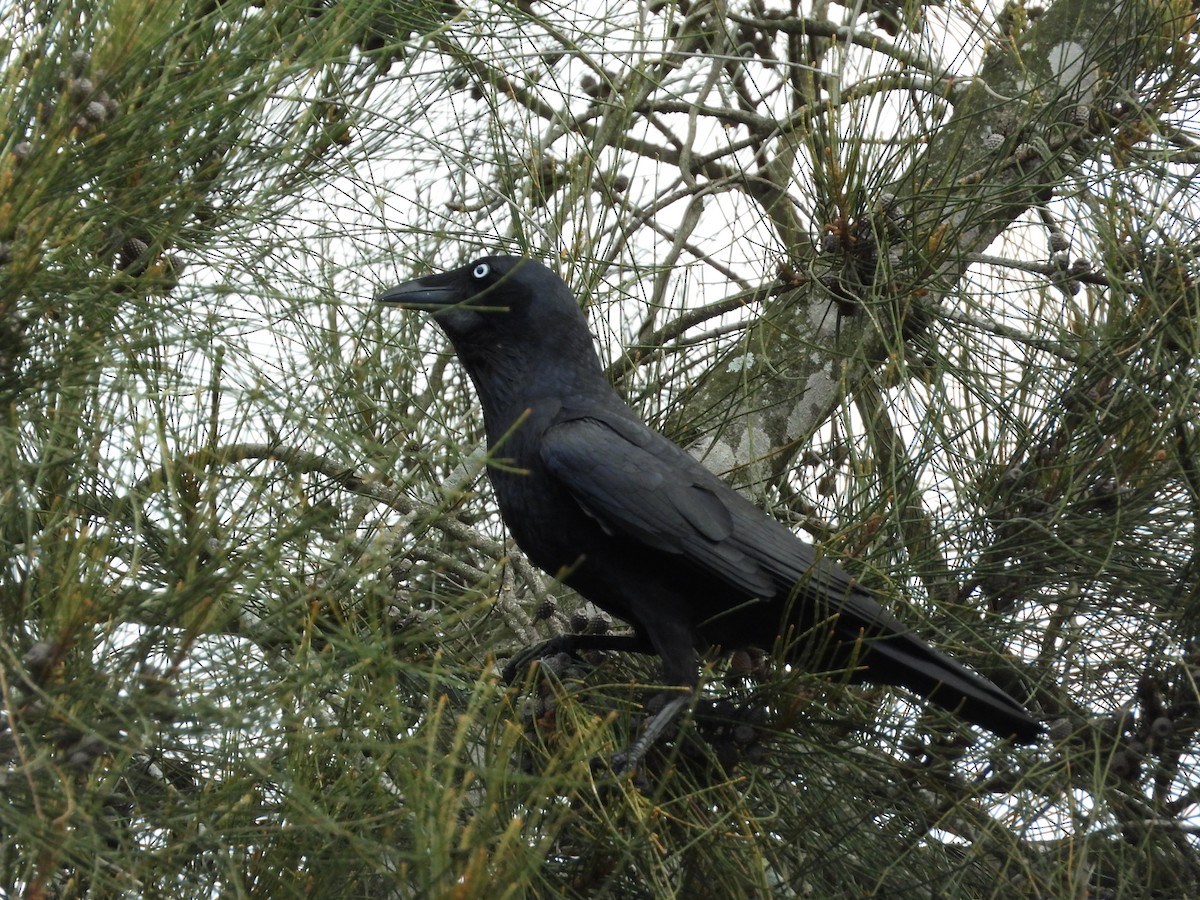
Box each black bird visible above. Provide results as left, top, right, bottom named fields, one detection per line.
left=379, top=255, right=1041, bottom=763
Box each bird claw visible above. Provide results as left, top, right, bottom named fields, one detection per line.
left=592, top=695, right=768, bottom=787
left=501, top=632, right=653, bottom=684
left=598, top=693, right=695, bottom=781
left=588, top=752, right=654, bottom=794
left=500, top=636, right=576, bottom=684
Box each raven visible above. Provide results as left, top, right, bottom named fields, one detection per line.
left=379, top=255, right=1041, bottom=762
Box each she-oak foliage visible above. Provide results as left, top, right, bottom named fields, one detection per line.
left=0, top=0, right=1198, bottom=897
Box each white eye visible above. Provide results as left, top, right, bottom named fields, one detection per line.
left=472, top=263, right=490, bottom=279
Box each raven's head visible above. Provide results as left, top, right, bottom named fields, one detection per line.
left=377, top=255, right=605, bottom=402
left=378, top=255, right=588, bottom=339
left=379, top=255, right=522, bottom=326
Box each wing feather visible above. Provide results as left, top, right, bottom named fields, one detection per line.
left=541, top=415, right=1040, bottom=741
left=541, top=416, right=779, bottom=596
left=541, top=414, right=878, bottom=614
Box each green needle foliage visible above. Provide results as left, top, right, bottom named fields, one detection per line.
left=2, top=0, right=1200, bottom=897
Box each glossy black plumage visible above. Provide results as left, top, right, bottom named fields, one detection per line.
left=379, top=255, right=1041, bottom=744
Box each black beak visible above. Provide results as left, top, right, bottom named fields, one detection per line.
left=376, top=274, right=460, bottom=307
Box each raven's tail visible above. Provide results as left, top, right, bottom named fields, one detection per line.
left=869, top=634, right=1042, bottom=743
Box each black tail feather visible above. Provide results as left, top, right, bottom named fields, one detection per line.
left=870, top=636, right=1041, bottom=743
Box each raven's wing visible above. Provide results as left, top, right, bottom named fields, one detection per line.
left=540, top=413, right=897, bottom=631
left=541, top=413, right=1041, bottom=742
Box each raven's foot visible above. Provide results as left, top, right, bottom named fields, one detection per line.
left=608, top=692, right=693, bottom=776
left=501, top=633, right=652, bottom=684
left=599, top=696, right=770, bottom=782
left=501, top=635, right=584, bottom=684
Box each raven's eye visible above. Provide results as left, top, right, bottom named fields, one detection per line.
left=472, top=263, right=490, bottom=279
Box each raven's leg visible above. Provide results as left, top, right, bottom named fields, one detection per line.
left=609, top=621, right=700, bottom=774
left=501, top=632, right=654, bottom=684
left=611, top=692, right=693, bottom=774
